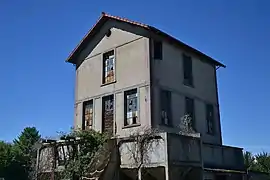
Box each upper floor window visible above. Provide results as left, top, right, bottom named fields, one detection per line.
left=82, top=100, right=93, bottom=130
left=160, top=90, right=171, bottom=126
left=185, top=97, right=195, bottom=130
left=124, top=89, right=138, bottom=126
left=153, top=40, right=162, bottom=60
left=206, top=104, right=214, bottom=134
left=183, top=54, right=193, bottom=87
left=102, top=50, right=115, bottom=84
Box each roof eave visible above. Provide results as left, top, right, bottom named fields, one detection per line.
left=148, top=26, right=226, bottom=68
left=66, top=12, right=226, bottom=68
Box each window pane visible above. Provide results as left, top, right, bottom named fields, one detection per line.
left=125, top=89, right=138, bottom=125
left=160, top=90, right=171, bottom=125
left=185, top=97, right=195, bottom=129
left=83, top=100, right=93, bottom=129
left=103, top=51, right=115, bottom=84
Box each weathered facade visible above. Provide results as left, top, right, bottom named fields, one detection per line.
left=65, top=12, right=246, bottom=180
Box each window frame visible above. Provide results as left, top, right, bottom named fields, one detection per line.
left=102, top=50, right=116, bottom=85
left=182, top=53, right=193, bottom=87
left=185, top=97, right=196, bottom=130
left=82, top=100, right=94, bottom=130
left=153, top=40, right=163, bottom=60
left=160, top=89, right=172, bottom=126
left=124, top=88, right=140, bottom=127
left=102, top=94, right=114, bottom=134
left=206, top=103, right=215, bottom=135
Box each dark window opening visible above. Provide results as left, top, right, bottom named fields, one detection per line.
left=185, top=97, right=195, bottom=130
left=124, top=89, right=138, bottom=126
left=160, top=90, right=171, bottom=126
left=82, top=100, right=93, bottom=130
left=183, top=54, right=193, bottom=86
left=154, top=40, right=163, bottom=60
left=206, top=104, right=214, bottom=134
left=102, top=50, right=115, bottom=84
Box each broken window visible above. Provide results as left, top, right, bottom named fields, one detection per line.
left=83, top=100, right=93, bottom=130
left=185, top=97, right=195, bottom=130
left=124, top=89, right=138, bottom=126
left=102, top=95, right=114, bottom=135
left=206, top=104, right=214, bottom=134
left=183, top=54, right=193, bottom=86
left=160, top=90, right=171, bottom=126
left=103, top=50, right=115, bottom=84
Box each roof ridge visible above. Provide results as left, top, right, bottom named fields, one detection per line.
left=102, top=12, right=149, bottom=28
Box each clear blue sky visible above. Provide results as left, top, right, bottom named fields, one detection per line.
left=0, top=1, right=269, bottom=153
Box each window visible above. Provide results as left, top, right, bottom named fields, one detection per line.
left=153, top=40, right=162, bottom=60
left=160, top=90, right=171, bottom=125
left=183, top=54, right=193, bottom=86
left=103, top=50, right=115, bottom=84
left=206, top=104, right=214, bottom=134
left=124, top=89, right=138, bottom=126
left=102, top=95, right=114, bottom=135
left=82, top=100, right=93, bottom=130
left=185, top=97, right=195, bottom=130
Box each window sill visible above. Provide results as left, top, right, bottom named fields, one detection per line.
left=122, top=123, right=141, bottom=129
left=101, top=80, right=116, bottom=87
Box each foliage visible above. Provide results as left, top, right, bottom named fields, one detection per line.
left=178, top=114, right=196, bottom=135
left=255, top=152, right=270, bottom=173
left=0, top=141, right=12, bottom=177
left=0, top=127, right=41, bottom=180
left=244, top=151, right=270, bottom=176
left=59, top=129, right=109, bottom=179
left=13, top=127, right=41, bottom=179
left=244, top=151, right=256, bottom=170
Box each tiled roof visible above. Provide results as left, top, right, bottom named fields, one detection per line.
left=66, top=12, right=225, bottom=68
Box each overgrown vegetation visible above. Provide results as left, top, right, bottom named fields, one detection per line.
left=244, top=151, right=270, bottom=174
left=0, top=127, right=41, bottom=180
left=59, top=129, right=109, bottom=179
left=1, top=125, right=270, bottom=180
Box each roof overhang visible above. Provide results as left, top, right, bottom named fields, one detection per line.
left=66, top=12, right=226, bottom=68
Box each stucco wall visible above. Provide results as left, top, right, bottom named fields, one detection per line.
left=150, top=39, right=222, bottom=145
left=119, top=133, right=166, bottom=168
left=167, top=133, right=201, bottom=166
left=202, top=143, right=244, bottom=170
left=74, top=20, right=151, bottom=136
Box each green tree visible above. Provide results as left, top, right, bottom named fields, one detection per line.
left=0, top=141, right=27, bottom=180
left=243, top=151, right=256, bottom=170
left=13, top=127, right=41, bottom=179
left=0, top=141, right=12, bottom=177
left=255, top=152, right=270, bottom=173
